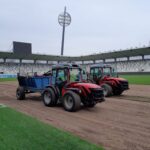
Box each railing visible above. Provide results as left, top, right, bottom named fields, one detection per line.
left=0, top=74, right=17, bottom=78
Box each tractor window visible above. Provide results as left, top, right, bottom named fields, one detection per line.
left=52, top=70, right=56, bottom=77
left=82, top=70, right=87, bottom=80
left=98, top=68, right=103, bottom=76
left=57, top=70, right=67, bottom=81
left=103, top=67, right=111, bottom=76
left=51, top=70, right=57, bottom=84
left=70, top=68, right=81, bottom=82
left=94, top=68, right=99, bottom=75
left=90, top=68, right=99, bottom=80
left=112, top=68, right=118, bottom=77
left=90, top=68, right=94, bottom=75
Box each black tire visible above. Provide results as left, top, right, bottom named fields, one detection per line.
left=42, top=88, right=57, bottom=106
left=87, top=102, right=96, bottom=108
left=50, top=86, right=60, bottom=99
left=16, top=86, right=25, bottom=100
left=114, top=90, right=123, bottom=96
left=101, top=83, right=112, bottom=97
left=55, top=86, right=60, bottom=97
left=63, top=91, right=81, bottom=112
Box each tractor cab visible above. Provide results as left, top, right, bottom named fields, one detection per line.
left=89, top=64, right=117, bottom=83
left=51, top=64, right=82, bottom=92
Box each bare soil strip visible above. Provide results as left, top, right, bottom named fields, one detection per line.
left=113, top=95, right=150, bottom=103
left=0, top=81, right=150, bottom=150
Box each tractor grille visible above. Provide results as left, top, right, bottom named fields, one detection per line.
left=90, top=88, right=104, bottom=100
left=119, top=80, right=129, bottom=90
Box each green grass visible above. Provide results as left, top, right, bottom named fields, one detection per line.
left=0, top=78, right=16, bottom=82
left=120, top=75, right=150, bottom=85
left=0, top=107, right=103, bottom=150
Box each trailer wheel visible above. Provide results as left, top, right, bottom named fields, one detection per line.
left=43, top=88, right=57, bottom=106
left=63, top=91, right=81, bottom=112
left=101, top=84, right=112, bottom=97
left=16, top=86, right=25, bottom=100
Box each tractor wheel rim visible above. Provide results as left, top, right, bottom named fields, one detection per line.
left=64, top=95, right=73, bottom=109
left=103, top=88, right=108, bottom=96
left=44, top=92, right=51, bottom=104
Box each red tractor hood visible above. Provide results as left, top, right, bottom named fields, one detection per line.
left=75, top=82, right=101, bottom=88
left=66, top=82, right=102, bottom=90
left=104, top=76, right=127, bottom=82
left=62, top=82, right=103, bottom=97
left=103, top=76, right=127, bottom=81
left=70, top=82, right=102, bottom=94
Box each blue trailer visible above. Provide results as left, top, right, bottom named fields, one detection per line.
left=16, top=75, right=57, bottom=99
left=18, top=76, right=51, bottom=92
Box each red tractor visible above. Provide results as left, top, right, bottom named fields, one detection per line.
left=42, top=64, right=105, bottom=111
left=87, top=64, right=129, bottom=97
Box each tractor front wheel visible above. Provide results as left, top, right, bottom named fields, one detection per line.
left=63, top=91, right=81, bottom=112
left=101, top=84, right=112, bottom=97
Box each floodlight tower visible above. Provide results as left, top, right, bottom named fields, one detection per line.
left=58, top=7, right=71, bottom=56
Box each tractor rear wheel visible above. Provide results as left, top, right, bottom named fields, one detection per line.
left=101, top=84, right=112, bottom=97
left=43, top=88, right=57, bottom=106
left=16, top=86, right=25, bottom=100
left=63, top=91, right=81, bottom=112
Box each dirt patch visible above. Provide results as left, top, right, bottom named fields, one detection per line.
left=0, top=81, right=150, bottom=150
left=124, top=84, right=150, bottom=97
left=113, top=95, right=150, bottom=103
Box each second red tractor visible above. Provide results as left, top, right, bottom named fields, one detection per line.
left=87, top=64, right=129, bottom=97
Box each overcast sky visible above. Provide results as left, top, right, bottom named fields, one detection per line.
left=0, top=0, right=150, bottom=56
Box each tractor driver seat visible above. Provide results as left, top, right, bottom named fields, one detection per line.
left=56, top=77, right=67, bottom=92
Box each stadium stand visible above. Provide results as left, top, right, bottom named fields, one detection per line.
left=113, top=60, right=150, bottom=72
left=0, top=46, right=150, bottom=74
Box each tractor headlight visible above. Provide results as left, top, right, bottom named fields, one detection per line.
left=79, top=90, right=82, bottom=93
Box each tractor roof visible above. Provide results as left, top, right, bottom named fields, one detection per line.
left=52, top=63, right=81, bottom=69
left=90, top=64, right=112, bottom=68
